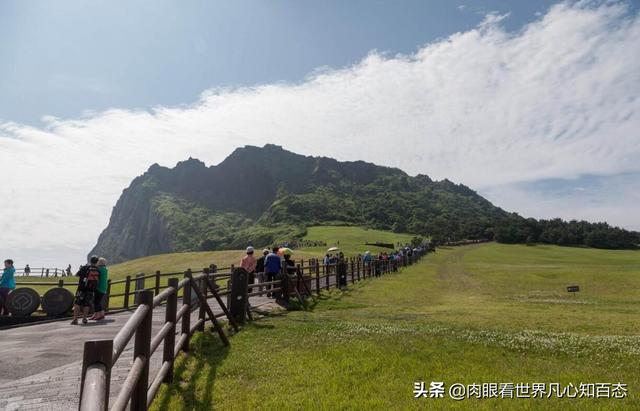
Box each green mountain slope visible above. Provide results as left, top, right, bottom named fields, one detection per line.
left=90, top=145, right=506, bottom=263
left=91, top=144, right=638, bottom=263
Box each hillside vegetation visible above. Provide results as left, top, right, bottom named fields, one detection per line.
left=92, top=145, right=639, bottom=264
left=152, top=242, right=640, bottom=410
left=90, top=145, right=507, bottom=263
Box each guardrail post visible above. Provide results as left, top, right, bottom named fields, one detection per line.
left=105, top=279, right=111, bottom=311
left=281, top=270, right=290, bottom=303
left=58, top=279, right=64, bottom=288
left=79, top=339, right=113, bottom=411
left=131, top=290, right=153, bottom=411
left=350, top=258, right=355, bottom=284
left=208, top=264, right=218, bottom=288
left=182, top=273, right=191, bottom=354
left=154, top=271, right=161, bottom=296
left=134, top=273, right=145, bottom=305
left=198, top=273, right=207, bottom=332
left=124, top=275, right=131, bottom=309
left=226, top=264, right=234, bottom=309
left=325, top=262, right=329, bottom=290
left=315, top=259, right=320, bottom=295
left=229, top=267, right=248, bottom=325
left=163, top=278, right=178, bottom=383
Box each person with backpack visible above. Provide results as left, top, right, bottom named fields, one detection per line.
left=70, top=256, right=100, bottom=325
left=90, top=258, right=109, bottom=321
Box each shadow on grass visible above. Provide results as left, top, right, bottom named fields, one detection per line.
left=152, top=330, right=229, bottom=411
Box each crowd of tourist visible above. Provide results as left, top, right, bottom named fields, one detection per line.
left=237, top=243, right=426, bottom=296
left=2, top=240, right=425, bottom=319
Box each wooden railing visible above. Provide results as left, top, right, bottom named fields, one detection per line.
left=78, top=268, right=238, bottom=411
left=78, top=249, right=427, bottom=410
left=14, top=267, right=68, bottom=277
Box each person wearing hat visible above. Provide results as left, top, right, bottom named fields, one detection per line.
left=240, top=246, right=257, bottom=292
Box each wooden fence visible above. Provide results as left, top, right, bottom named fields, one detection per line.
left=78, top=249, right=426, bottom=410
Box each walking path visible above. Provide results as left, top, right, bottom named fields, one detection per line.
left=0, top=295, right=275, bottom=411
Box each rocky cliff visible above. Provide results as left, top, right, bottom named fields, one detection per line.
left=91, top=144, right=508, bottom=263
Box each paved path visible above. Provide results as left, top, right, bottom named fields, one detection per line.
left=0, top=268, right=354, bottom=410
left=0, top=295, right=275, bottom=411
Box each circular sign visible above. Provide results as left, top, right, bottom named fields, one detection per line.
left=41, top=287, right=74, bottom=316
left=6, top=288, right=41, bottom=317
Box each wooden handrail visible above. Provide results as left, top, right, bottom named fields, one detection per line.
left=111, top=356, right=147, bottom=411
left=112, top=304, right=151, bottom=364
left=77, top=249, right=428, bottom=410
left=79, top=363, right=107, bottom=411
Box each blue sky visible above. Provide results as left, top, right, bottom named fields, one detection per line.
left=1, top=1, right=639, bottom=266
left=0, top=0, right=561, bottom=125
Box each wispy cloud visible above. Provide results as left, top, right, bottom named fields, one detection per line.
left=1, top=1, right=639, bottom=264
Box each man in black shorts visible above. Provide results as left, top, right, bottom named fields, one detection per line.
left=71, top=256, right=100, bottom=325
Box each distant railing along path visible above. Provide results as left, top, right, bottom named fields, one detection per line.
left=15, top=266, right=69, bottom=277
left=78, top=249, right=427, bottom=410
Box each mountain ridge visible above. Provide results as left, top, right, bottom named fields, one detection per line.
left=91, top=144, right=639, bottom=263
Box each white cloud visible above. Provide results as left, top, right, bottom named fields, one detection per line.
left=1, top=1, right=639, bottom=265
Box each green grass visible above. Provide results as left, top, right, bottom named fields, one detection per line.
left=301, top=225, right=416, bottom=256
left=151, top=243, right=640, bottom=410
left=14, top=225, right=410, bottom=309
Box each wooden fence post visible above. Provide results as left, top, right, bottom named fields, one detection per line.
left=79, top=339, right=113, bottom=411
left=325, top=262, right=330, bottom=290
left=182, top=272, right=191, bottom=354
left=134, top=273, right=145, bottom=305
left=350, top=258, right=355, bottom=284
left=281, top=270, right=290, bottom=303
left=131, top=290, right=153, bottom=411
left=163, top=278, right=178, bottom=383
left=315, top=259, right=320, bottom=295
left=229, top=268, right=249, bottom=325
left=124, top=275, right=131, bottom=310
left=105, top=279, right=111, bottom=311
left=154, top=271, right=161, bottom=296
left=198, top=273, right=207, bottom=332
left=226, top=264, right=234, bottom=309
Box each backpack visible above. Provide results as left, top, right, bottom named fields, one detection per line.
left=84, top=265, right=100, bottom=290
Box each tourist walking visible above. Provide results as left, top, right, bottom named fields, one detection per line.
left=240, top=246, right=257, bottom=292
left=0, top=259, right=16, bottom=315
left=71, top=256, right=100, bottom=325
left=90, top=258, right=109, bottom=321
left=24, top=264, right=30, bottom=276
left=264, top=247, right=282, bottom=298
left=255, top=249, right=269, bottom=293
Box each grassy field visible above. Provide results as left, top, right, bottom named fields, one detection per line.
left=13, top=226, right=415, bottom=307
left=17, top=226, right=412, bottom=283
left=151, top=242, right=640, bottom=410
